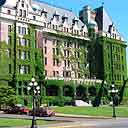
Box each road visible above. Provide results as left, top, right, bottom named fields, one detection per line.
left=0, top=113, right=128, bottom=128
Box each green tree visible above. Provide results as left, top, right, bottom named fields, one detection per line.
left=0, top=84, right=17, bottom=108
left=35, top=50, right=45, bottom=80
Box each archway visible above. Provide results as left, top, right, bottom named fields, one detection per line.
left=63, top=85, right=74, bottom=97
left=76, top=85, right=87, bottom=101
left=88, top=86, right=97, bottom=96
left=46, top=85, right=59, bottom=96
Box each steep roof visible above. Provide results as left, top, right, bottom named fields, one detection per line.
left=33, top=0, right=84, bottom=27
left=95, top=6, right=122, bottom=37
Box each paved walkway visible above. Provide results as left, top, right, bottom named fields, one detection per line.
left=56, top=113, right=111, bottom=119
left=15, top=122, right=94, bottom=128
left=0, top=112, right=113, bottom=128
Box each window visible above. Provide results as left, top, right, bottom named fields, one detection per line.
left=9, top=64, right=11, bottom=73
left=53, top=48, right=55, bottom=55
left=22, top=2, right=24, bottom=7
left=64, top=60, right=66, bottom=67
left=19, top=9, right=22, bottom=17
left=7, top=10, right=11, bottom=14
left=19, top=65, right=24, bottom=74
left=56, top=48, right=59, bottom=55
left=28, top=51, right=30, bottom=60
left=19, top=65, right=30, bottom=74
left=44, top=38, right=47, bottom=44
left=84, top=32, right=86, bottom=37
left=78, top=62, right=80, bottom=68
left=63, top=71, right=71, bottom=77
left=53, top=58, right=56, bottom=66
left=8, top=36, right=11, bottom=45
left=77, top=52, right=80, bottom=58
left=44, top=47, right=47, bottom=54
left=56, top=59, right=59, bottom=66
left=18, top=26, right=21, bottom=34
left=33, top=16, right=36, bottom=20
left=27, top=39, right=30, bottom=47
left=21, top=38, right=26, bottom=46
left=23, top=88, right=27, bottom=95
left=122, top=65, right=124, bottom=71
left=52, top=25, right=55, bottom=29
left=8, top=25, right=11, bottom=32
left=64, top=50, right=66, bottom=56
left=53, top=71, right=56, bottom=77
left=28, top=28, right=30, bottom=35
left=44, top=22, right=47, bottom=27
left=7, top=49, right=11, bottom=58
left=45, top=70, right=47, bottom=76
left=18, top=50, right=21, bottom=59
left=18, top=88, right=22, bottom=95
left=21, top=51, right=26, bottom=60
left=53, top=71, right=59, bottom=77
left=67, top=60, right=70, bottom=67
left=78, top=73, right=81, bottom=78
left=67, top=28, right=68, bottom=32
left=56, top=16, right=59, bottom=21
left=53, top=58, right=59, bottom=66
left=55, top=25, right=58, bottom=30
left=23, top=10, right=26, bottom=18
left=67, top=51, right=70, bottom=57
left=44, top=13, right=47, bottom=18
left=45, top=57, right=47, bottom=65
left=53, top=40, right=56, bottom=45
left=22, top=27, right=26, bottom=35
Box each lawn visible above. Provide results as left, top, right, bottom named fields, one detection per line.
left=0, top=118, right=56, bottom=127
left=52, top=106, right=128, bottom=117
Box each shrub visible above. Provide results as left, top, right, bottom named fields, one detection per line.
left=43, top=96, right=72, bottom=106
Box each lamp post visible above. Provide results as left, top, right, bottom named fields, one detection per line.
left=27, top=78, right=40, bottom=128
left=109, top=83, right=118, bottom=118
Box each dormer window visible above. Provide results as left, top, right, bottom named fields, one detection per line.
left=44, top=13, right=47, bottom=18
left=73, top=17, right=78, bottom=25
left=53, top=11, right=60, bottom=21
left=62, top=14, right=68, bottom=23
left=56, top=16, right=59, bottom=21
left=22, top=1, right=24, bottom=7
left=33, top=16, right=36, bottom=20
left=7, top=10, right=11, bottom=14
left=41, top=8, right=47, bottom=18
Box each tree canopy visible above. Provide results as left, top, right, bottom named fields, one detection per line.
left=0, top=84, right=17, bottom=108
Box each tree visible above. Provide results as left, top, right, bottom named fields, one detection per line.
left=35, top=49, right=45, bottom=81
left=0, top=84, right=17, bottom=109
left=35, top=49, right=45, bottom=105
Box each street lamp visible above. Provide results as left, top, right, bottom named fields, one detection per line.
left=27, top=77, right=40, bottom=128
left=109, top=83, right=118, bottom=118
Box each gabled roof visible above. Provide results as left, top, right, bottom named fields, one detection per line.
left=33, top=0, right=84, bottom=27
left=95, top=6, right=121, bottom=37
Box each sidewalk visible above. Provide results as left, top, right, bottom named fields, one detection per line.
left=55, top=113, right=112, bottom=119
left=15, top=113, right=111, bottom=128
left=15, top=122, right=94, bottom=128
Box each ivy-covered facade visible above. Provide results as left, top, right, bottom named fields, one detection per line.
left=94, top=37, right=127, bottom=86
left=0, top=1, right=127, bottom=106
left=80, top=5, right=127, bottom=86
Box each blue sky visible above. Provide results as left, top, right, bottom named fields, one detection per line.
left=38, top=0, right=128, bottom=42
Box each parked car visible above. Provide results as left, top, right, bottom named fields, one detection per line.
left=29, top=107, right=55, bottom=117
left=4, top=106, right=30, bottom=115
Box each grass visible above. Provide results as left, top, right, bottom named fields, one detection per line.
left=52, top=106, right=128, bottom=117
left=0, top=118, right=56, bottom=127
